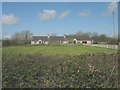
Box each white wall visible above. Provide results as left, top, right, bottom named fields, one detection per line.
left=35, top=41, right=39, bottom=44
left=63, top=41, right=68, bottom=44
left=31, top=40, right=93, bottom=44
left=77, top=41, right=82, bottom=44
left=87, top=41, right=92, bottom=44
left=31, top=41, right=39, bottom=44
left=44, top=41, right=49, bottom=44
left=31, top=41, right=35, bottom=44
left=77, top=40, right=92, bottom=44
left=31, top=40, right=49, bottom=44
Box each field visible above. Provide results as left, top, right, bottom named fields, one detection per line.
left=3, top=45, right=117, bottom=55
left=2, top=45, right=119, bottom=88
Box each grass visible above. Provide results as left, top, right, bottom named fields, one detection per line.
left=2, top=45, right=117, bottom=56
left=2, top=45, right=119, bottom=88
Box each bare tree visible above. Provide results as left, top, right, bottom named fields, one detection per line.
left=21, top=30, right=33, bottom=40
left=12, top=30, right=32, bottom=41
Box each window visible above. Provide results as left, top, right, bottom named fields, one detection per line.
left=82, top=41, right=87, bottom=44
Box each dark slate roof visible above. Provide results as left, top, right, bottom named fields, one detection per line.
left=32, top=36, right=48, bottom=41
left=32, top=35, right=92, bottom=41
left=50, top=36, right=65, bottom=41
left=66, top=35, right=92, bottom=40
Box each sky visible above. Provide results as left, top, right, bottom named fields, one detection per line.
left=2, top=0, right=120, bottom=2
left=2, top=2, right=118, bottom=38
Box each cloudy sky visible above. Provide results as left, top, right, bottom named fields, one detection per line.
left=2, top=2, right=118, bottom=38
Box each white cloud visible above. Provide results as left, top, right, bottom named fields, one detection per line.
left=39, top=9, right=56, bottom=21
left=79, top=10, right=90, bottom=17
left=102, top=2, right=118, bottom=16
left=2, top=14, right=19, bottom=25
left=59, top=10, right=70, bottom=19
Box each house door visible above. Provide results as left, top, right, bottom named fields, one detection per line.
left=73, top=38, right=77, bottom=44
left=74, top=40, right=76, bottom=44
left=39, top=41, right=42, bottom=44
left=38, top=40, right=42, bottom=44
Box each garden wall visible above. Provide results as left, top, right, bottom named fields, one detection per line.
left=85, top=44, right=118, bottom=49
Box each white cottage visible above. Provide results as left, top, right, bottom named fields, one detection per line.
left=31, top=34, right=93, bottom=44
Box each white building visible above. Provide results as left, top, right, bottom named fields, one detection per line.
left=31, top=34, right=93, bottom=45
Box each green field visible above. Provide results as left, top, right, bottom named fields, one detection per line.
left=2, top=45, right=118, bottom=88
left=3, top=45, right=117, bottom=56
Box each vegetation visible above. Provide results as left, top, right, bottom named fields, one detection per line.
left=2, top=39, right=31, bottom=46
left=74, top=31, right=118, bottom=45
left=2, top=30, right=119, bottom=47
left=2, top=45, right=118, bottom=88
left=3, top=45, right=117, bottom=55
left=3, top=30, right=32, bottom=46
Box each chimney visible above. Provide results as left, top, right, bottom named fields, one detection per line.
left=64, top=34, right=66, bottom=41
left=48, top=34, right=50, bottom=39
left=64, top=34, right=66, bottom=39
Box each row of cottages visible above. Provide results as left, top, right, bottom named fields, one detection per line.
left=31, top=34, right=93, bottom=45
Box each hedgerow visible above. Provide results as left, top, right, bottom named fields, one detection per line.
left=2, top=53, right=118, bottom=88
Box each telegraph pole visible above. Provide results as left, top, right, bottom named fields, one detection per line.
left=112, top=10, right=116, bottom=38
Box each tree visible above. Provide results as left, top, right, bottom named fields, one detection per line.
left=91, top=32, right=98, bottom=37
left=108, top=38, right=118, bottom=45
left=98, top=34, right=107, bottom=43
left=86, top=32, right=92, bottom=37
left=75, top=31, right=90, bottom=37
left=75, top=31, right=83, bottom=36
left=20, top=30, right=32, bottom=40
left=12, top=32, right=20, bottom=40
left=2, top=39, right=11, bottom=46
left=12, top=30, right=32, bottom=41
left=91, top=32, right=99, bottom=43
left=9, top=30, right=33, bottom=45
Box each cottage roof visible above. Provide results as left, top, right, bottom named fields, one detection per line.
left=32, top=35, right=92, bottom=41
left=50, top=36, right=65, bottom=41
left=66, top=35, right=92, bottom=41
left=32, top=36, right=48, bottom=41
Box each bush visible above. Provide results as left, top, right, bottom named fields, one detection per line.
left=2, top=40, right=31, bottom=46
left=2, top=53, right=118, bottom=88
left=107, top=39, right=118, bottom=45
left=2, top=40, right=11, bottom=46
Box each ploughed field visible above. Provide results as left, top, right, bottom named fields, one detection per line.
left=2, top=45, right=119, bottom=88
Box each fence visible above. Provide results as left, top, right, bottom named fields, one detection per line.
left=85, top=44, right=118, bottom=50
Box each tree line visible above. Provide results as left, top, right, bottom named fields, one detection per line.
left=2, top=30, right=119, bottom=46
left=3, top=30, right=32, bottom=46
left=73, top=31, right=118, bottom=45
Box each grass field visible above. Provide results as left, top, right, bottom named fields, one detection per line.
left=2, top=45, right=118, bottom=88
left=3, top=45, right=117, bottom=56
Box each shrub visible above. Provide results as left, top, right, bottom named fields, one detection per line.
left=2, top=53, right=118, bottom=88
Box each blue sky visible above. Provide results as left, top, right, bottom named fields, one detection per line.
left=2, top=2, right=118, bottom=38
